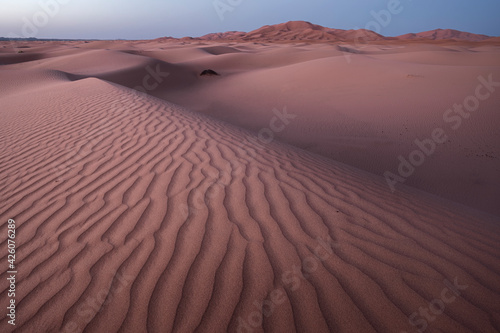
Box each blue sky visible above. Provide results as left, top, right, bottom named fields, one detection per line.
left=1, top=0, right=499, bottom=39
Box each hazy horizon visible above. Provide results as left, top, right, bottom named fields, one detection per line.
left=1, top=0, right=499, bottom=40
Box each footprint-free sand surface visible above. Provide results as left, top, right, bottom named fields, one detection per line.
left=0, top=38, right=499, bottom=332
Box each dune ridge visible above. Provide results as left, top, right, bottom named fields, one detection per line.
left=194, top=21, right=492, bottom=43
left=397, top=29, right=491, bottom=42
left=0, top=69, right=499, bottom=333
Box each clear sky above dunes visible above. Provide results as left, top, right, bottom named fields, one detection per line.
left=1, top=0, right=499, bottom=39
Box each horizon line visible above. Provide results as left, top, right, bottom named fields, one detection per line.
left=2, top=20, right=497, bottom=41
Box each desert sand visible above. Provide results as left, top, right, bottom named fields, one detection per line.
left=1, top=25, right=500, bottom=332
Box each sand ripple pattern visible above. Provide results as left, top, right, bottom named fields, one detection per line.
left=0, top=78, right=499, bottom=333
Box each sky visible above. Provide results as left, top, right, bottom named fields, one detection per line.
left=1, top=0, right=499, bottom=40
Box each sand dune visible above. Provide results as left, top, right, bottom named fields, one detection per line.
left=196, top=21, right=490, bottom=43
left=241, top=21, right=385, bottom=42
left=1, top=38, right=500, bottom=333
left=398, top=29, right=491, bottom=42
left=18, top=41, right=495, bottom=216
left=145, top=42, right=500, bottom=215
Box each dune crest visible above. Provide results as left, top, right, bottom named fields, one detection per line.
left=194, top=21, right=492, bottom=43
left=398, top=28, right=491, bottom=41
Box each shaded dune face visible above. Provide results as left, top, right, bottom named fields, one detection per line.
left=0, top=52, right=44, bottom=65
left=0, top=73, right=499, bottom=333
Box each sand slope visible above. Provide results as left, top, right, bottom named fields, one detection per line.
left=0, top=70, right=499, bottom=333
left=18, top=40, right=493, bottom=214
left=153, top=42, right=500, bottom=215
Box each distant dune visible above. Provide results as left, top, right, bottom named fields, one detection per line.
left=194, top=21, right=492, bottom=43
left=197, top=21, right=385, bottom=42
left=241, top=21, right=385, bottom=42
left=398, top=28, right=491, bottom=42
left=200, top=31, right=247, bottom=41
left=485, top=36, right=500, bottom=43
